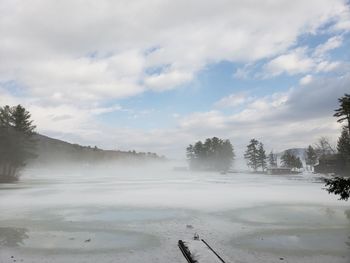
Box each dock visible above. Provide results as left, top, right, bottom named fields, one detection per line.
left=178, top=238, right=227, bottom=263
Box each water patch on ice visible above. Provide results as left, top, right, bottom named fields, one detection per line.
left=232, top=228, right=350, bottom=256
left=1, top=227, right=159, bottom=253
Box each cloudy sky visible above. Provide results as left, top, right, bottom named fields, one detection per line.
left=1, top=0, right=350, bottom=159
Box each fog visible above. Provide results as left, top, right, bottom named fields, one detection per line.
left=0, top=162, right=349, bottom=262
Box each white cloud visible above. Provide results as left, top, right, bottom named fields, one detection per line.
left=233, top=66, right=251, bottom=79
left=144, top=70, right=193, bottom=91
left=331, top=3, right=350, bottom=31
left=1, top=1, right=350, bottom=158
left=299, top=74, right=313, bottom=85
left=263, top=48, right=314, bottom=76
left=1, top=0, right=349, bottom=103
left=313, top=36, right=343, bottom=57
left=179, top=111, right=227, bottom=131
left=214, top=92, right=253, bottom=108
left=263, top=34, right=344, bottom=77
left=315, top=61, right=341, bottom=72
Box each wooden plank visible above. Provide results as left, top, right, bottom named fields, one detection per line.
left=178, top=239, right=227, bottom=263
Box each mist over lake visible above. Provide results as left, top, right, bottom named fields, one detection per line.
left=0, top=163, right=349, bottom=262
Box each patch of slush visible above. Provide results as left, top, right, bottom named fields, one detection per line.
left=224, top=205, right=350, bottom=226
left=59, top=207, right=186, bottom=222
left=232, top=228, right=350, bottom=256
left=1, top=227, right=159, bottom=253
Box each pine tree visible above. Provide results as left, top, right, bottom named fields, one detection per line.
left=257, top=143, right=267, bottom=171
left=281, top=150, right=303, bottom=171
left=244, top=139, right=259, bottom=171
left=11, top=105, right=36, bottom=135
left=334, top=93, right=350, bottom=134
left=0, top=105, right=37, bottom=182
left=324, top=177, right=350, bottom=201
left=305, top=145, right=317, bottom=171
left=0, top=106, right=15, bottom=174
left=218, top=139, right=235, bottom=171
left=281, top=150, right=293, bottom=168
left=295, top=156, right=303, bottom=170
left=324, top=95, right=350, bottom=200
left=337, top=127, right=350, bottom=167
left=268, top=151, right=277, bottom=167
left=186, top=137, right=234, bottom=171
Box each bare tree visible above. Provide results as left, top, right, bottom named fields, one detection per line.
left=314, top=137, right=335, bottom=158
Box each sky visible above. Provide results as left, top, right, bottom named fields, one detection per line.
left=1, top=0, right=350, bottom=159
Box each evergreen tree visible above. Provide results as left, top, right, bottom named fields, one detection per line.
left=186, top=137, right=234, bottom=171
left=0, top=105, right=12, bottom=127
left=324, top=177, right=350, bottom=201
left=281, top=150, right=303, bottom=171
left=0, top=106, right=15, bottom=175
left=244, top=139, right=259, bottom=171
left=257, top=143, right=267, bottom=171
left=324, top=95, right=350, bottom=201
left=334, top=93, right=350, bottom=134
left=0, top=105, right=37, bottom=182
left=268, top=151, right=277, bottom=167
left=337, top=126, right=350, bottom=169
left=295, top=156, right=303, bottom=170
left=305, top=145, right=317, bottom=170
left=12, top=105, right=36, bottom=134
left=218, top=139, right=235, bottom=171
left=281, top=150, right=293, bottom=168
left=186, top=144, right=194, bottom=159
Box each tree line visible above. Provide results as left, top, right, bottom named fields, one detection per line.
left=186, top=137, right=234, bottom=171
left=0, top=104, right=166, bottom=183
left=185, top=94, right=350, bottom=201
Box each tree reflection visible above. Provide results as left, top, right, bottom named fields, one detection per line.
left=0, top=227, right=29, bottom=246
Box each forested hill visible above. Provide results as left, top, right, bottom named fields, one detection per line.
left=32, top=133, right=165, bottom=164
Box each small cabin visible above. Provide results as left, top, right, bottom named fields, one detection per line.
left=267, top=167, right=292, bottom=175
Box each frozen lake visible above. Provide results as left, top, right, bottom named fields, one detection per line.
left=0, top=163, right=349, bottom=262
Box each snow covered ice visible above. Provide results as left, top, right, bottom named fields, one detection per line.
left=0, top=163, right=349, bottom=263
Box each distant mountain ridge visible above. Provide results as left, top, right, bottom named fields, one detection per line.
left=277, top=148, right=306, bottom=158
left=32, top=133, right=165, bottom=164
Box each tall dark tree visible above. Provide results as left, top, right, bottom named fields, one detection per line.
left=334, top=93, right=350, bottom=134
left=244, top=139, right=259, bottom=171
left=12, top=105, right=36, bottom=134
left=295, top=156, right=303, bottom=170
left=281, top=150, right=303, bottom=170
left=0, top=105, right=37, bottom=182
left=323, top=95, right=350, bottom=200
left=257, top=143, right=267, bottom=171
left=305, top=145, right=317, bottom=171
left=0, top=105, right=12, bottom=126
left=268, top=151, right=277, bottom=167
left=337, top=127, right=350, bottom=161
left=281, top=150, right=293, bottom=168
